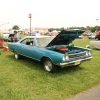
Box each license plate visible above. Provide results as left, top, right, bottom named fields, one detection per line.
left=75, top=61, right=80, bottom=65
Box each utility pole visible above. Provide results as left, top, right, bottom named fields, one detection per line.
left=96, top=19, right=99, bottom=31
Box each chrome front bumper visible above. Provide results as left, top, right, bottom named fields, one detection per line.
left=59, top=57, right=92, bottom=68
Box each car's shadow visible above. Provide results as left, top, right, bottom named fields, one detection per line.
left=91, top=47, right=100, bottom=51
left=56, top=65, right=84, bottom=74
left=7, top=54, right=42, bottom=68
left=7, top=54, right=84, bottom=75
left=90, top=46, right=100, bottom=51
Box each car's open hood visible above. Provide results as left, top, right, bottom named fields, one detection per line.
left=46, top=29, right=85, bottom=47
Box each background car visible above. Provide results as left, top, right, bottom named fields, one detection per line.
left=78, top=35, right=84, bottom=39
left=30, top=31, right=40, bottom=36
left=88, top=33, right=96, bottom=39
left=2, top=33, right=15, bottom=42
left=8, top=34, right=15, bottom=42
left=49, top=30, right=58, bottom=36
left=95, top=34, right=100, bottom=40
left=2, top=33, right=10, bottom=41
left=49, top=32, right=58, bottom=36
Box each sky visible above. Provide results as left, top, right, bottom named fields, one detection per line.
left=0, top=0, right=100, bottom=30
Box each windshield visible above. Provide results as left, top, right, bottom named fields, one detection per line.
left=37, top=37, right=54, bottom=47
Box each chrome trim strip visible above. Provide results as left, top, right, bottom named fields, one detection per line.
left=17, top=52, right=40, bottom=61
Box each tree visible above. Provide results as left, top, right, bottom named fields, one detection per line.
left=12, top=25, right=20, bottom=30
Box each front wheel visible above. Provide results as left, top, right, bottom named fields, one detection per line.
left=43, top=58, right=57, bottom=73
left=14, top=51, right=20, bottom=60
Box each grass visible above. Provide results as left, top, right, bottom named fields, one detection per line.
left=0, top=37, right=100, bottom=100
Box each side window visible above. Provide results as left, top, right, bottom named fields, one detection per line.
left=21, top=39, right=27, bottom=45
left=21, top=38, right=36, bottom=46
left=26, top=39, right=31, bottom=45
left=30, top=38, right=36, bottom=46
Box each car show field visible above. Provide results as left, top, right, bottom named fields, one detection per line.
left=0, top=34, right=100, bottom=100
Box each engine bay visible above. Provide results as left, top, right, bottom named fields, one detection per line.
left=46, top=45, right=85, bottom=54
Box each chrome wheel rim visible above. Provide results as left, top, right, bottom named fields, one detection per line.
left=15, top=53, right=18, bottom=59
left=44, top=60, right=52, bottom=71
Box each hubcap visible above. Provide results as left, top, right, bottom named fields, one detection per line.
left=45, top=60, right=52, bottom=71
left=15, top=53, right=18, bottom=59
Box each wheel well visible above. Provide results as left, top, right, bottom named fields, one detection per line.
left=14, top=50, right=20, bottom=56
left=41, top=56, right=52, bottom=63
left=41, top=57, right=47, bottom=63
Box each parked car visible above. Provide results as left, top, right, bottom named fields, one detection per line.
left=95, top=34, right=100, bottom=40
left=49, top=31, right=58, bottom=36
left=2, top=33, right=10, bottom=41
left=5, top=33, right=20, bottom=42
left=8, top=34, right=15, bottom=42
left=30, top=31, right=40, bottom=36
left=90, top=41, right=100, bottom=49
left=78, top=35, right=84, bottom=39
left=8, top=29, right=92, bottom=73
left=88, top=33, right=96, bottom=39
left=2, top=33, right=15, bottom=42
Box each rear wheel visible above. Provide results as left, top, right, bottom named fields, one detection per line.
left=14, top=51, right=20, bottom=60
left=43, top=58, right=57, bottom=73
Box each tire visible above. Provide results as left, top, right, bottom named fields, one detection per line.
left=43, top=58, right=57, bottom=73
left=95, top=38, right=98, bottom=40
left=14, top=51, right=20, bottom=60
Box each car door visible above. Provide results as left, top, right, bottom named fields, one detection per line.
left=19, top=38, right=41, bottom=60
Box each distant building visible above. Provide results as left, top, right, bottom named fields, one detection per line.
left=25, top=27, right=48, bottom=34
left=0, top=30, right=11, bottom=35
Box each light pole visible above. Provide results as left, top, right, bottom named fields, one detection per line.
left=96, top=19, right=99, bottom=31
left=28, top=13, right=32, bottom=36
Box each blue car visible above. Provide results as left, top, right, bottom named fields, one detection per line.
left=8, top=29, right=92, bottom=73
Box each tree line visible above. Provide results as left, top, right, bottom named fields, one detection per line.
left=48, top=26, right=100, bottom=32
left=12, top=25, right=100, bottom=32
